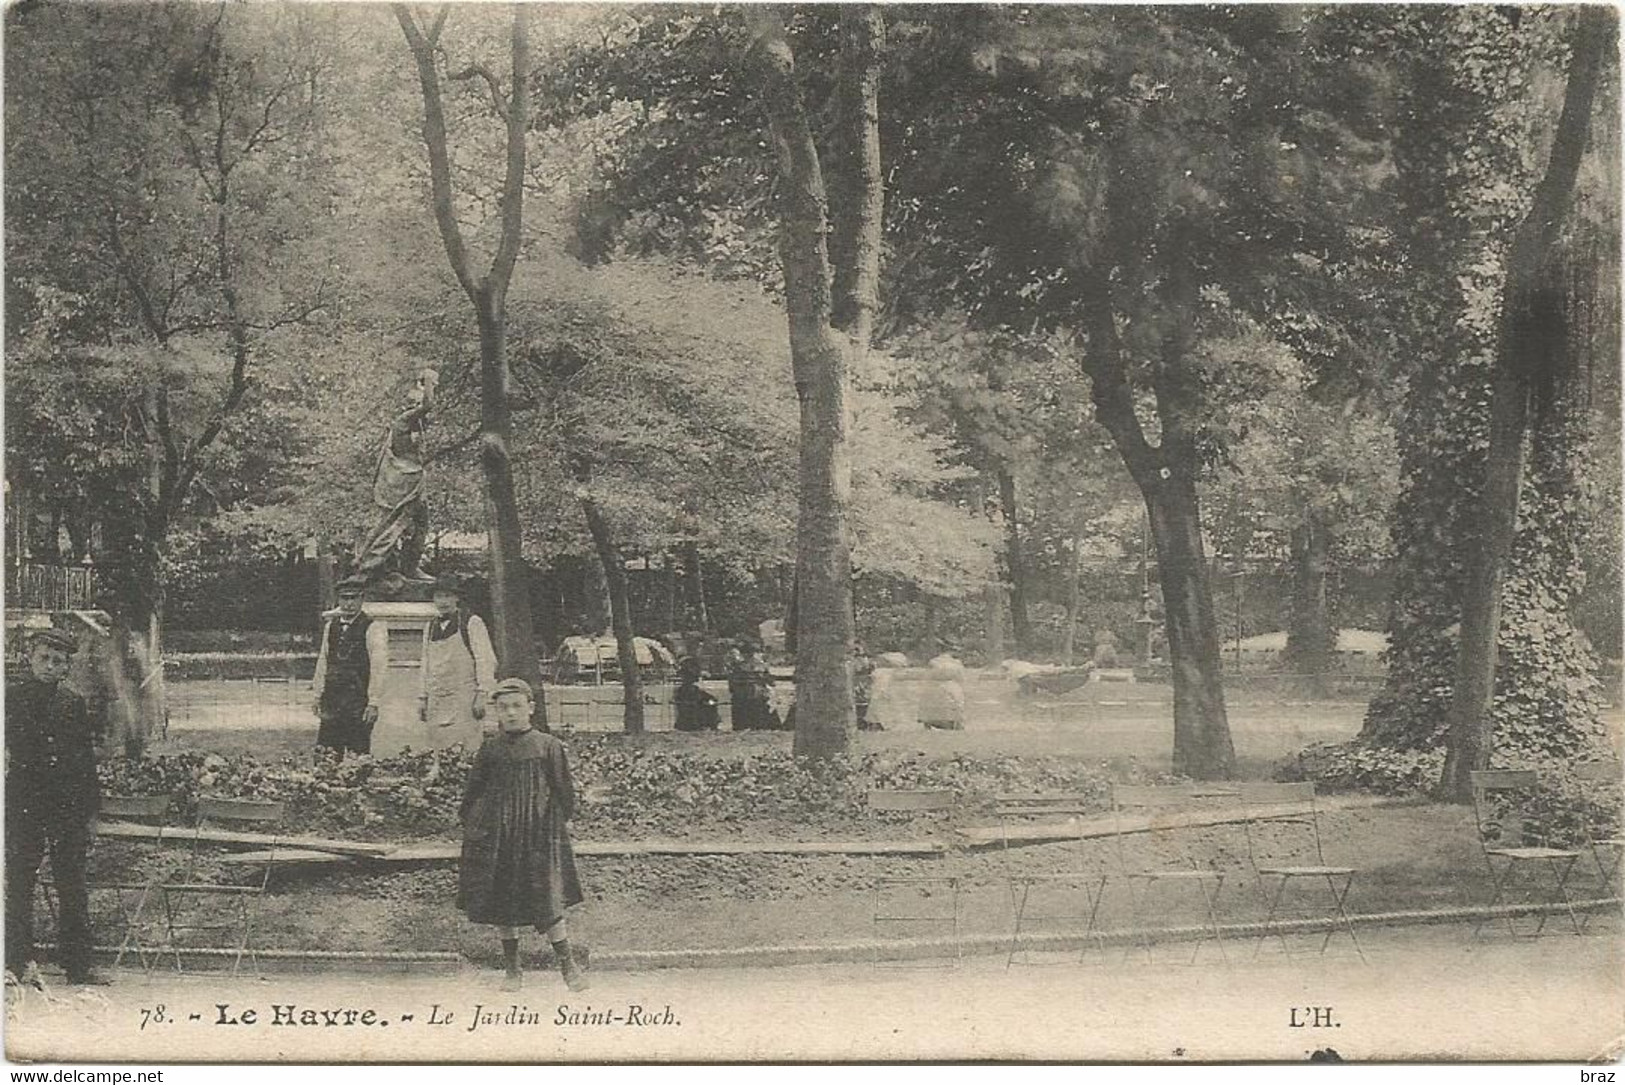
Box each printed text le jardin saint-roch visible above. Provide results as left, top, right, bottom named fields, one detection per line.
left=138, top=1002, right=680, bottom=1033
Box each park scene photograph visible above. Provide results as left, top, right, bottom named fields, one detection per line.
left=2, top=0, right=1622, bottom=1065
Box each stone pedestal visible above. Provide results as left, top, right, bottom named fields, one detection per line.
left=323, top=601, right=439, bottom=758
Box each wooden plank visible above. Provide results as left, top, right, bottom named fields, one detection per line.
left=96, top=820, right=394, bottom=858
left=220, top=838, right=949, bottom=867
left=957, top=803, right=1316, bottom=848
left=583, top=840, right=947, bottom=857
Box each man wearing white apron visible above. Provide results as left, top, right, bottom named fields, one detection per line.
left=421, top=574, right=498, bottom=751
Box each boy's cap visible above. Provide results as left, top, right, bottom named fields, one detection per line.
left=26, top=627, right=79, bottom=654
left=490, top=677, right=534, bottom=701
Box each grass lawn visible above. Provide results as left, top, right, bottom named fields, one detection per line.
left=158, top=683, right=1369, bottom=778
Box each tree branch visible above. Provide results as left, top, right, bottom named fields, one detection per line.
left=240, top=72, right=301, bottom=157
left=1075, top=265, right=1160, bottom=486
left=395, top=4, right=480, bottom=302
left=176, top=126, right=223, bottom=203
left=489, top=4, right=529, bottom=294
left=746, top=6, right=836, bottom=339
left=104, top=212, right=171, bottom=345
left=828, top=5, right=884, bottom=346
left=449, top=62, right=508, bottom=122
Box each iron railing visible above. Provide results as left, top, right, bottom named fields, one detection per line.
left=5, top=562, right=96, bottom=611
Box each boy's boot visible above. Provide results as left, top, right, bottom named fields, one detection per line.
left=501, top=938, right=522, bottom=992
left=553, top=940, right=589, bottom=992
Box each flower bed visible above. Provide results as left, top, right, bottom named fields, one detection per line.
left=98, top=738, right=1123, bottom=843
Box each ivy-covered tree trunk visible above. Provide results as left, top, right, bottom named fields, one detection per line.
left=581, top=496, right=645, bottom=734
left=1363, top=7, right=1608, bottom=771
left=1439, top=11, right=1609, bottom=801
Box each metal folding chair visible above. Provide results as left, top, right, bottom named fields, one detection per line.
left=39, top=794, right=174, bottom=975
left=993, top=792, right=1111, bottom=968
left=95, top=795, right=174, bottom=973
left=1572, top=760, right=1623, bottom=930
left=1238, top=782, right=1364, bottom=962
left=1573, top=760, right=1623, bottom=884
left=1469, top=769, right=1582, bottom=938
left=868, top=789, right=961, bottom=967
left=157, top=798, right=286, bottom=976
left=1112, top=784, right=1232, bottom=965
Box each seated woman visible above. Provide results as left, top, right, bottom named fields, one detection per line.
left=728, top=643, right=778, bottom=731
left=673, top=657, right=720, bottom=732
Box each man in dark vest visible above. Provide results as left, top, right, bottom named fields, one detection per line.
left=6, top=627, right=106, bottom=985
left=313, top=575, right=388, bottom=754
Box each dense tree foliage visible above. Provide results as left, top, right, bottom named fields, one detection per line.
left=6, top=1, right=338, bottom=744
left=6, top=4, right=1616, bottom=777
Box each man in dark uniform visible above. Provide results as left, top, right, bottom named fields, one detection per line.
left=6, top=627, right=106, bottom=985
left=313, top=576, right=387, bottom=754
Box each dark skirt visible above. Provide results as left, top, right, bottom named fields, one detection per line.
left=457, top=737, right=585, bottom=929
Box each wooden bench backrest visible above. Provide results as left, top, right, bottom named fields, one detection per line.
left=994, top=792, right=1095, bottom=818
left=1470, top=769, right=1539, bottom=792
left=100, top=795, right=171, bottom=820
left=196, top=798, right=285, bottom=825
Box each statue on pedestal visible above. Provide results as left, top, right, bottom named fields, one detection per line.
left=352, top=367, right=439, bottom=591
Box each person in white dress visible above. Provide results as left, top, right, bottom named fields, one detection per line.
left=420, top=574, right=498, bottom=751
left=919, top=652, right=967, bottom=730
left=866, top=651, right=920, bottom=731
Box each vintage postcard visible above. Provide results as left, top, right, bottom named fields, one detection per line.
left=4, top=0, right=1621, bottom=1066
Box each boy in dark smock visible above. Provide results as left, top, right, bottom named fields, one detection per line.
left=5, top=627, right=106, bottom=986
left=458, top=678, right=587, bottom=991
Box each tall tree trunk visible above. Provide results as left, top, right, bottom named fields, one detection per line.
left=398, top=4, right=544, bottom=723
left=582, top=552, right=612, bottom=635
left=788, top=320, right=857, bottom=758
left=1062, top=533, right=1084, bottom=666
left=748, top=6, right=883, bottom=759
left=664, top=553, right=678, bottom=632
left=315, top=535, right=338, bottom=621
left=581, top=497, right=645, bottom=734
left=1076, top=256, right=1235, bottom=779
left=1146, top=478, right=1236, bottom=779
left=98, top=511, right=166, bottom=755
left=984, top=583, right=1006, bottom=664
left=1284, top=507, right=1334, bottom=691
left=685, top=543, right=711, bottom=634
left=997, top=468, right=1032, bottom=657
left=476, top=302, right=545, bottom=705
left=1440, top=12, right=1609, bottom=802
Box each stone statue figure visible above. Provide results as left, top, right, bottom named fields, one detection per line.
left=353, top=367, right=439, bottom=586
